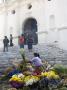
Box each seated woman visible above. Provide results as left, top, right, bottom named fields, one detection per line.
left=30, top=53, right=42, bottom=67
left=30, top=53, right=44, bottom=75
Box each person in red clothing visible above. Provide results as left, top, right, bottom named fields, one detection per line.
left=18, top=34, right=24, bottom=48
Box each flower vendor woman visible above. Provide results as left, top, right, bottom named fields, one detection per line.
left=30, top=53, right=44, bottom=75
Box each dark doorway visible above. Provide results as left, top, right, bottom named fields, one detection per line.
left=23, top=18, right=38, bottom=45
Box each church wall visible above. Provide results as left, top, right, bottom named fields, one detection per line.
left=44, top=0, right=67, bottom=50
left=5, top=0, right=67, bottom=49
left=0, top=13, right=5, bottom=47
left=19, top=0, right=47, bottom=44
left=58, top=29, right=67, bottom=50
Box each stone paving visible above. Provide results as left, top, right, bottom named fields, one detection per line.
left=0, top=43, right=67, bottom=72
left=25, top=44, right=67, bottom=65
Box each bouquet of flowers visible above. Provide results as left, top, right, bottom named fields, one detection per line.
left=24, top=75, right=40, bottom=86
left=9, top=73, right=25, bottom=89
left=41, top=70, right=59, bottom=79
left=9, top=73, right=40, bottom=89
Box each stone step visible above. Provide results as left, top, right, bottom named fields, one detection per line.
left=0, top=44, right=67, bottom=71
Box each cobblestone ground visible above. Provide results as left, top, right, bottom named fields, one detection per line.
left=0, top=43, right=67, bottom=90
left=0, top=43, right=67, bottom=71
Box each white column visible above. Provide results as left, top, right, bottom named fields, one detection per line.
left=3, top=0, right=6, bottom=3
left=16, top=1, right=21, bottom=36
left=3, top=1, right=8, bottom=36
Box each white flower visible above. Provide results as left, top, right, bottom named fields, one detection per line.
left=25, top=79, right=34, bottom=86
left=25, top=78, right=38, bottom=86
left=18, top=73, right=24, bottom=78
left=19, top=48, right=25, bottom=55
left=33, top=78, right=38, bottom=83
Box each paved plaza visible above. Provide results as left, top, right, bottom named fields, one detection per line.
left=0, top=43, right=67, bottom=72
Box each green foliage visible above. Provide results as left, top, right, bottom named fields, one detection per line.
left=64, top=66, right=67, bottom=74
left=59, top=87, right=67, bottom=90
left=0, top=75, right=9, bottom=83
left=17, top=86, right=30, bottom=90
left=52, top=64, right=67, bottom=77
left=18, top=60, right=27, bottom=71
left=53, top=64, right=65, bottom=73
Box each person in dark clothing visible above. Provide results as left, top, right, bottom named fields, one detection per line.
left=10, top=34, right=13, bottom=47
left=3, top=36, right=9, bottom=52
left=27, top=35, right=33, bottom=51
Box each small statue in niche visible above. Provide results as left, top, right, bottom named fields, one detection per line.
left=28, top=4, right=32, bottom=9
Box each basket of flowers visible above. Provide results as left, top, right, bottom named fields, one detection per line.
left=10, top=81, right=24, bottom=89
left=9, top=73, right=25, bottom=89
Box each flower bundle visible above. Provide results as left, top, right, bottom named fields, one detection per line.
left=19, top=48, right=25, bottom=56
left=9, top=73, right=40, bottom=89
left=41, top=70, right=60, bottom=79
left=9, top=73, right=25, bottom=89
left=24, top=75, right=40, bottom=86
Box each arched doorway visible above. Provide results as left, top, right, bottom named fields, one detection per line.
left=23, top=18, right=38, bottom=45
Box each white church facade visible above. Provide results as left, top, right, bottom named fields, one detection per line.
left=0, top=0, right=67, bottom=50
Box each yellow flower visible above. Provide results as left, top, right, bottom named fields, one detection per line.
left=47, top=71, right=55, bottom=78
left=24, top=76, right=31, bottom=82
left=24, top=75, right=39, bottom=83
left=41, top=72, right=48, bottom=77
left=9, top=74, right=25, bottom=82
left=41, top=71, right=58, bottom=79
left=32, top=76, right=40, bottom=81
left=54, top=75, right=60, bottom=79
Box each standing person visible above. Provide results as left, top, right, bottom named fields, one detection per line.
left=27, top=34, right=33, bottom=51
left=3, top=36, right=9, bottom=52
left=10, top=34, right=13, bottom=47
left=18, top=34, right=24, bottom=48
